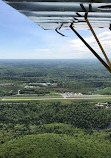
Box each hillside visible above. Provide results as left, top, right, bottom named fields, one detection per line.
left=0, top=101, right=111, bottom=157
left=0, top=125, right=111, bottom=158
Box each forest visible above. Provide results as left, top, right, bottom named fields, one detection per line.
left=0, top=100, right=111, bottom=158
left=0, top=59, right=111, bottom=95
left=0, top=59, right=111, bottom=158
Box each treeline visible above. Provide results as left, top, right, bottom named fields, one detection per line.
left=20, top=87, right=50, bottom=95
left=0, top=59, right=111, bottom=94
left=0, top=59, right=110, bottom=80
left=0, top=101, right=111, bottom=133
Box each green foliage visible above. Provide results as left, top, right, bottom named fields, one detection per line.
left=0, top=86, right=18, bottom=96
left=0, top=60, right=111, bottom=157
left=0, top=101, right=111, bottom=132
left=95, top=87, right=111, bottom=95
left=0, top=95, right=111, bottom=158
left=0, top=132, right=111, bottom=158
left=20, top=87, right=50, bottom=95
left=0, top=59, right=111, bottom=94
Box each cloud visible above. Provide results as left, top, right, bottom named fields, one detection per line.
left=39, top=30, right=111, bottom=59
left=23, top=31, right=111, bottom=59
left=69, top=31, right=111, bottom=58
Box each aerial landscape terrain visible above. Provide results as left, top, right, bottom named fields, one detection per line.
left=0, top=59, right=111, bottom=158
left=1, top=0, right=111, bottom=157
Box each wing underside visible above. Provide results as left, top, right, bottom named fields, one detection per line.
left=3, top=0, right=111, bottom=72
left=3, top=0, right=111, bottom=30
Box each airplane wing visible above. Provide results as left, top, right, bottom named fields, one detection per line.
left=3, top=0, right=111, bottom=30
left=2, top=0, right=111, bottom=72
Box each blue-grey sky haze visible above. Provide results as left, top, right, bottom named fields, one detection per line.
left=0, top=0, right=111, bottom=59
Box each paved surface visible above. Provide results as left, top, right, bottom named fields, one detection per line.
left=2, top=95, right=111, bottom=101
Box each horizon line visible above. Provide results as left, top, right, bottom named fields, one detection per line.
left=0, top=58, right=99, bottom=60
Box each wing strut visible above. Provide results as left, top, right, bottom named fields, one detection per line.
left=85, top=13, right=111, bottom=68
left=70, top=23, right=111, bottom=73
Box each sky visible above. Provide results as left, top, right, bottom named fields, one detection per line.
left=0, top=0, right=111, bottom=59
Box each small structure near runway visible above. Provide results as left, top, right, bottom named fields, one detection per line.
left=96, top=102, right=111, bottom=108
